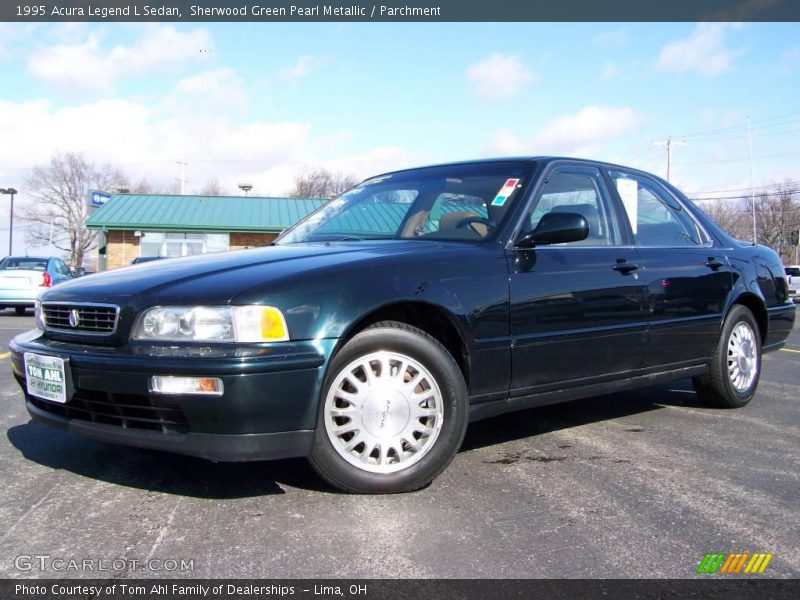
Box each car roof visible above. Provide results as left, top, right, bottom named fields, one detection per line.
left=366, top=156, right=661, bottom=182
left=2, top=256, right=52, bottom=261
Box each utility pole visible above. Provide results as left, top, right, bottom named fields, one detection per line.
left=651, top=137, right=687, bottom=182
left=747, top=115, right=758, bottom=244
left=176, top=160, right=188, bottom=195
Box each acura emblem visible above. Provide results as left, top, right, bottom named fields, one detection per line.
left=68, top=309, right=80, bottom=328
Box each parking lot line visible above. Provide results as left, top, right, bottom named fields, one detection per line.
left=0, top=352, right=10, bottom=360
left=780, top=348, right=800, bottom=354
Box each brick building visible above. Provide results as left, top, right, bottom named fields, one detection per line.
left=86, top=194, right=326, bottom=270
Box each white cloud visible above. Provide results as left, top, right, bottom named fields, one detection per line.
left=600, top=62, right=622, bottom=80
left=777, top=44, right=800, bottom=72
left=593, top=27, right=630, bottom=46
left=658, top=23, right=740, bottom=77
left=483, top=129, right=526, bottom=156
left=27, top=25, right=212, bottom=93
left=0, top=85, right=417, bottom=210
left=533, top=106, right=642, bottom=156
left=164, top=68, right=248, bottom=113
left=483, top=106, right=643, bottom=158
left=466, top=53, right=538, bottom=101
left=277, top=55, right=326, bottom=81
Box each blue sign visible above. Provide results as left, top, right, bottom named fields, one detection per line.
left=90, top=191, right=112, bottom=208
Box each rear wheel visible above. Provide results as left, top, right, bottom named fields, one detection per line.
left=693, top=305, right=761, bottom=408
left=309, top=321, right=468, bottom=493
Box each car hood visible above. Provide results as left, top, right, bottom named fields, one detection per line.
left=40, top=241, right=447, bottom=306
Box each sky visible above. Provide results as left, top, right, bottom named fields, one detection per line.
left=0, top=21, right=799, bottom=255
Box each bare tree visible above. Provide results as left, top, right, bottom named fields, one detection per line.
left=289, top=166, right=359, bottom=199
left=697, top=199, right=748, bottom=239
left=695, top=180, right=800, bottom=263
left=20, top=153, right=125, bottom=267
left=127, top=177, right=180, bottom=195
left=195, top=177, right=224, bottom=196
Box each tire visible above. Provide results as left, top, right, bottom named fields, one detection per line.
left=14, top=307, right=27, bottom=316
left=693, top=305, right=761, bottom=408
left=309, top=321, right=468, bottom=493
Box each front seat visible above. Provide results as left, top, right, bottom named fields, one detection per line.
left=438, top=211, right=488, bottom=238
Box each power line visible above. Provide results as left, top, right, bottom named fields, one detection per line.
left=674, top=149, right=800, bottom=166
left=673, top=109, right=800, bottom=139
left=651, top=137, right=687, bottom=181
left=688, top=179, right=800, bottom=196
left=688, top=124, right=800, bottom=143
left=691, top=188, right=800, bottom=201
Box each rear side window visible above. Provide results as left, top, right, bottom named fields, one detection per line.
left=526, top=166, right=620, bottom=246
left=609, top=171, right=704, bottom=247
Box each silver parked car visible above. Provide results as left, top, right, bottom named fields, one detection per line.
left=0, top=256, right=74, bottom=315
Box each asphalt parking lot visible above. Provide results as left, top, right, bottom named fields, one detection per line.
left=0, top=312, right=797, bottom=579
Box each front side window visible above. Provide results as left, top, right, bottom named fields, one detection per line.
left=276, top=161, right=535, bottom=244
left=609, top=170, right=704, bottom=247
left=524, top=165, right=620, bottom=246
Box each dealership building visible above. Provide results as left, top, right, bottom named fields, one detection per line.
left=86, top=193, right=326, bottom=270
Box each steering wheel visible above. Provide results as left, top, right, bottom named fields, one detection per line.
left=454, top=216, right=495, bottom=237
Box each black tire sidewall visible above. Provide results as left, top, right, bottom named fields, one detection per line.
left=309, top=325, right=468, bottom=493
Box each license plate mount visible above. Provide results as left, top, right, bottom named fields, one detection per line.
left=23, top=353, right=73, bottom=404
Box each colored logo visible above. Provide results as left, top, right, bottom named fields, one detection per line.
left=696, top=552, right=773, bottom=574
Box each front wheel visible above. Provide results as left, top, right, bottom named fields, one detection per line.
left=309, top=321, right=468, bottom=493
left=693, top=305, right=761, bottom=408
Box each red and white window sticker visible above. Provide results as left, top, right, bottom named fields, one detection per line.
left=491, top=178, right=520, bottom=207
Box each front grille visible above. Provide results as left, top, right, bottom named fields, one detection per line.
left=42, top=303, right=119, bottom=335
left=28, top=388, right=188, bottom=433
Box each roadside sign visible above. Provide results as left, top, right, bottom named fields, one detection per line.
left=89, top=191, right=112, bottom=208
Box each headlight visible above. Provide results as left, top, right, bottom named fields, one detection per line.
left=131, top=306, right=289, bottom=343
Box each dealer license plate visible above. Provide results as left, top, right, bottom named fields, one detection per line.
left=24, top=353, right=69, bottom=404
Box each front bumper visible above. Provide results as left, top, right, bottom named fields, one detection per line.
left=11, top=330, right=337, bottom=461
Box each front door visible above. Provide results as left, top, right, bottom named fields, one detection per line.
left=508, top=164, right=649, bottom=396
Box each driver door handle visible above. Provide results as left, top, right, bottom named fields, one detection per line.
left=705, top=258, right=725, bottom=270
left=613, top=262, right=639, bottom=274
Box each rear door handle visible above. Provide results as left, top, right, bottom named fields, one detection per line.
left=613, top=262, right=639, bottom=274
left=705, top=258, right=725, bottom=270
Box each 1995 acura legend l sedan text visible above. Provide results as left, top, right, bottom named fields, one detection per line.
left=11, top=158, right=796, bottom=493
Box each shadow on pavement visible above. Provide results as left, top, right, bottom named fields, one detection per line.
left=6, top=379, right=702, bottom=497
left=461, top=378, right=701, bottom=452
left=6, top=422, right=332, bottom=497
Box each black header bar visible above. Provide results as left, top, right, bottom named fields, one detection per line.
left=4, top=0, right=800, bottom=22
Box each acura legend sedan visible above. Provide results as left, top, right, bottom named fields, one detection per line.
left=11, top=158, right=795, bottom=493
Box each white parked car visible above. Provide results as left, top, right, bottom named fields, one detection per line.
left=0, top=256, right=75, bottom=315
left=785, top=265, right=800, bottom=303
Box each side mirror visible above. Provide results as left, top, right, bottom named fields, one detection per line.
left=516, top=212, right=589, bottom=248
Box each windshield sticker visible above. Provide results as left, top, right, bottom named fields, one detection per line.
left=491, top=178, right=520, bottom=206
left=615, top=178, right=639, bottom=234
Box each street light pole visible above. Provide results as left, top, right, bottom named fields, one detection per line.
left=0, top=188, right=17, bottom=256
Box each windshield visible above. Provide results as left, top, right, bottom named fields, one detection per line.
left=276, top=161, right=535, bottom=244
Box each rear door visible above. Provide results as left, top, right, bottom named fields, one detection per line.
left=606, top=169, right=734, bottom=366
left=508, top=163, right=649, bottom=395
